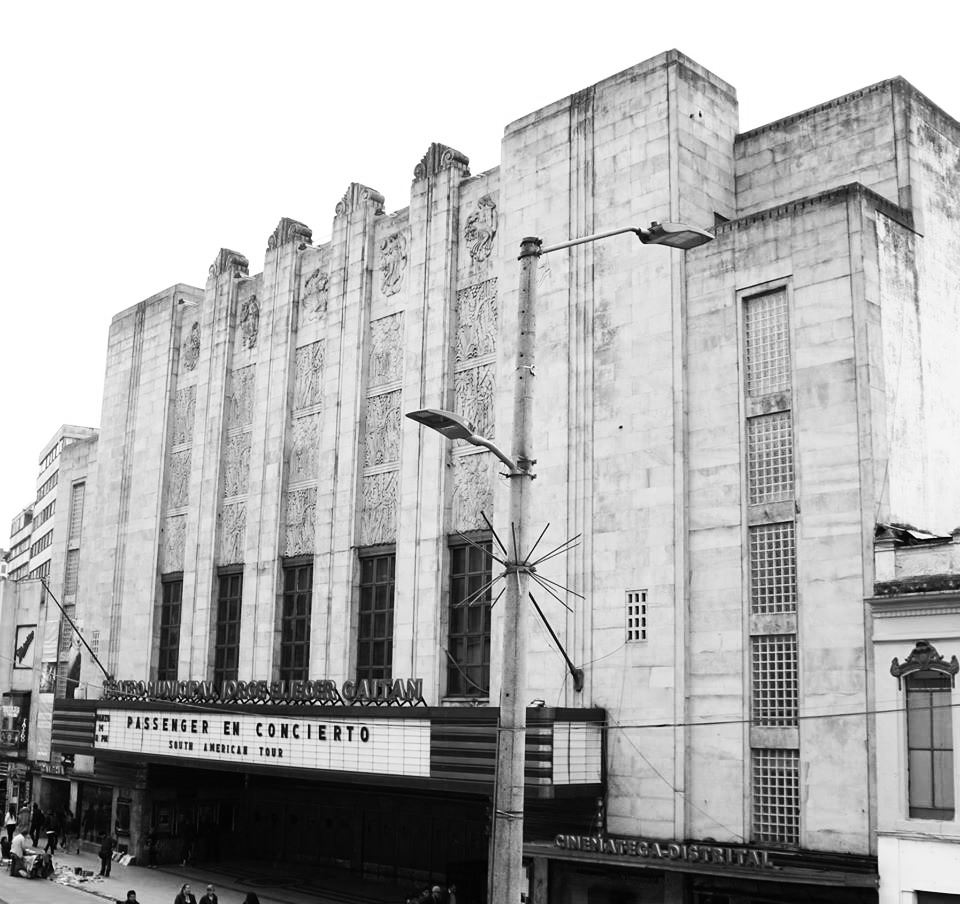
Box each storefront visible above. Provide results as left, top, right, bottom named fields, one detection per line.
left=52, top=691, right=604, bottom=900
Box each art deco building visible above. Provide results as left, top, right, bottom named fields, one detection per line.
left=48, top=50, right=960, bottom=904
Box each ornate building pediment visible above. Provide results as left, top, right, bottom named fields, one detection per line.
left=891, top=640, right=960, bottom=687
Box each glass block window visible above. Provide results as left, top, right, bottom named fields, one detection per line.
left=447, top=540, right=492, bottom=697
left=747, top=413, right=794, bottom=504
left=744, top=290, right=791, bottom=397
left=357, top=551, right=395, bottom=683
left=752, top=635, right=799, bottom=726
left=752, top=748, right=800, bottom=844
left=157, top=577, right=183, bottom=681
left=64, top=549, right=80, bottom=596
left=626, top=590, right=647, bottom=642
left=279, top=561, right=312, bottom=683
left=213, top=571, right=243, bottom=686
left=907, top=672, right=955, bottom=819
left=749, top=522, right=797, bottom=614
left=68, top=482, right=85, bottom=542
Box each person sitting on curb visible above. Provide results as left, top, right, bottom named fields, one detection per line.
left=9, top=827, right=29, bottom=877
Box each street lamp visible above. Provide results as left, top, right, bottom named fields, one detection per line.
left=407, top=219, right=713, bottom=903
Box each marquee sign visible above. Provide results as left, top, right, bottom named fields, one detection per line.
left=102, top=677, right=425, bottom=707
left=93, top=708, right=430, bottom=777
left=554, top=834, right=774, bottom=869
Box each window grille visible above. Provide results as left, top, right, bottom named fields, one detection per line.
left=626, top=590, right=647, bottom=642
left=446, top=540, right=492, bottom=697
left=90, top=630, right=100, bottom=656
left=64, top=549, right=80, bottom=596
left=749, top=523, right=797, bottom=614
left=747, top=413, right=794, bottom=504
left=752, top=748, right=800, bottom=844
left=279, top=561, right=312, bottom=683
left=744, top=291, right=791, bottom=397
left=906, top=672, right=955, bottom=818
left=752, top=635, right=799, bottom=726
left=357, top=551, right=395, bottom=683
left=68, top=482, right=85, bottom=542
left=157, top=578, right=182, bottom=681
left=213, top=572, right=243, bottom=686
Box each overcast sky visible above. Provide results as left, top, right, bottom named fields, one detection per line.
left=1, top=0, right=957, bottom=531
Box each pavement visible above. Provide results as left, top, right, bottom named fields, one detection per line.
left=0, top=847, right=412, bottom=904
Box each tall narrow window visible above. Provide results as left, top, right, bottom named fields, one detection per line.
left=214, top=571, right=243, bottom=686
left=752, top=748, right=800, bottom=844
left=68, top=482, right=86, bottom=542
left=446, top=540, right=492, bottom=697
left=157, top=576, right=183, bottom=681
left=357, top=551, right=395, bottom=683
left=280, top=561, right=312, bottom=683
left=907, top=672, right=955, bottom=819
left=744, top=290, right=791, bottom=397
left=64, top=549, right=80, bottom=596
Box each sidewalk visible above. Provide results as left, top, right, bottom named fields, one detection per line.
left=0, top=848, right=411, bottom=904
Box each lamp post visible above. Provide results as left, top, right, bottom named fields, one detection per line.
left=407, top=219, right=713, bottom=904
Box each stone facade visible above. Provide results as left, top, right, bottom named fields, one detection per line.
left=64, top=50, right=960, bottom=902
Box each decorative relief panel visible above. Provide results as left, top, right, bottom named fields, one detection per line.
left=161, top=515, right=186, bottom=572
left=379, top=233, right=408, bottom=297
left=227, top=366, right=256, bottom=430
left=223, top=431, right=252, bottom=498
left=182, top=321, right=201, bottom=372
left=465, top=196, right=498, bottom=262
left=368, top=314, right=404, bottom=387
left=285, top=488, right=317, bottom=556
left=454, top=364, right=496, bottom=440
left=239, top=296, right=260, bottom=349
left=166, top=450, right=192, bottom=509
left=359, top=471, right=398, bottom=546
left=219, top=502, right=246, bottom=565
left=290, top=415, right=321, bottom=483
left=294, top=342, right=325, bottom=411
left=363, top=391, right=401, bottom=468
left=172, top=386, right=197, bottom=446
left=455, top=279, right=498, bottom=363
left=452, top=454, right=494, bottom=532
left=300, top=268, right=330, bottom=327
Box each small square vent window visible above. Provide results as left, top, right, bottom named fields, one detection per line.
left=626, top=590, right=647, bottom=642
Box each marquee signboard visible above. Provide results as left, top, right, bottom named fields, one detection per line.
left=93, top=708, right=430, bottom=777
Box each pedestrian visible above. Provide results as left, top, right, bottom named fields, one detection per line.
left=29, top=802, right=44, bottom=846
left=430, top=885, right=450, bottom=904
left=174, top=882, right=198, bottom=904
left=146, top=825, right=159, bottom=868
left=98, top=832, right=116, bottom=877
left=60, top=804, right=74, bottom=849
left=3, top=804, right=16, bottom=842
left=9, top=827, right=28, bottom=877
left=117, top=892, right=140, bottom=904
left=45, top=808, right=60, bottom=852
left=241, top=895, right=260, bottom=904
left=199, top=883, right=218, bottom=904
left=82, top=803, right=97, bottom=840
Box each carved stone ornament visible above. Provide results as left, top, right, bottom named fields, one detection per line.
left=379, top=233, right=408, bottom=297
left=294, top=341, right=324, bottom=412
left=290, top=414, right=321, bottom=483
left=413, top=142, right=470, bottom=182
left=285, top=487, right=317, bottom=556
left=268, top=217, right=313, bottom=251
left=455, top=364, right=496, bottom=441
left=227, top=366, right=256, bottom=430
left=335, top=183, right=385, bottom=219
left=300, top=268, right=330, bottom=326
left=166, top=450, right=191, bottom=509
left=363, top=391, right=401, bottom=468
left=465, top=195, right=498, bottom=262
left=456, top=278, right=498, bottom=363
left=368, top=314, right=404, bottom=387
left=891, top=639, right=960, bottom=688
left=161, top=515, right=186, bottom=572
left=219, top=501, right=246, bottom=565
left=452, top=454, right=494, bottom=532
left=172, top=385, right=197, bottom=445
left=239, top=296, right=260, bottom=349
left=359, top=471, right=398, bottom=545
left=182, top=321, right=201, bottom=372
left=209, top=248, right=250, bottom=279
left=223, top=431, right=252, bottom=498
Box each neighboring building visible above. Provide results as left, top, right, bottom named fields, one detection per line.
left=7, top=506, right=34, bottom=584
left=48, top=50, right=960, bottom=904
left=870, top=525, right=960, bottom=904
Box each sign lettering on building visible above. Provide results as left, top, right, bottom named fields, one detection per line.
left=93, top=708, right=430, bottom=777
left=554, top=834, right=774, bottom=869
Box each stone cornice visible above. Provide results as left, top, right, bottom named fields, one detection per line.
left=267, top=218, right=312, bottom=251
left=413, top=143, right=470, bottom=182
left=209, top=248, right=250, bottom=279
left=335, top=183, right=385, bottom=219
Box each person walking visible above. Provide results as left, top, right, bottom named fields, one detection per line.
left=146, top=825, right=159, bottom=868
left=98, top=832, right=116, bottom=877
left=198, top=883, right=218, bottom=904
left=45, top=808, right=60, bottom=852
left=174, top=882, right=198, bottom=904
left=29, top=802, right=44, bottom=846
left=3, top=804, right=16, bottom=842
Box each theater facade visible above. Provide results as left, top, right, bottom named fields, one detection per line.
left=42, top=48, right=960, bottom=902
